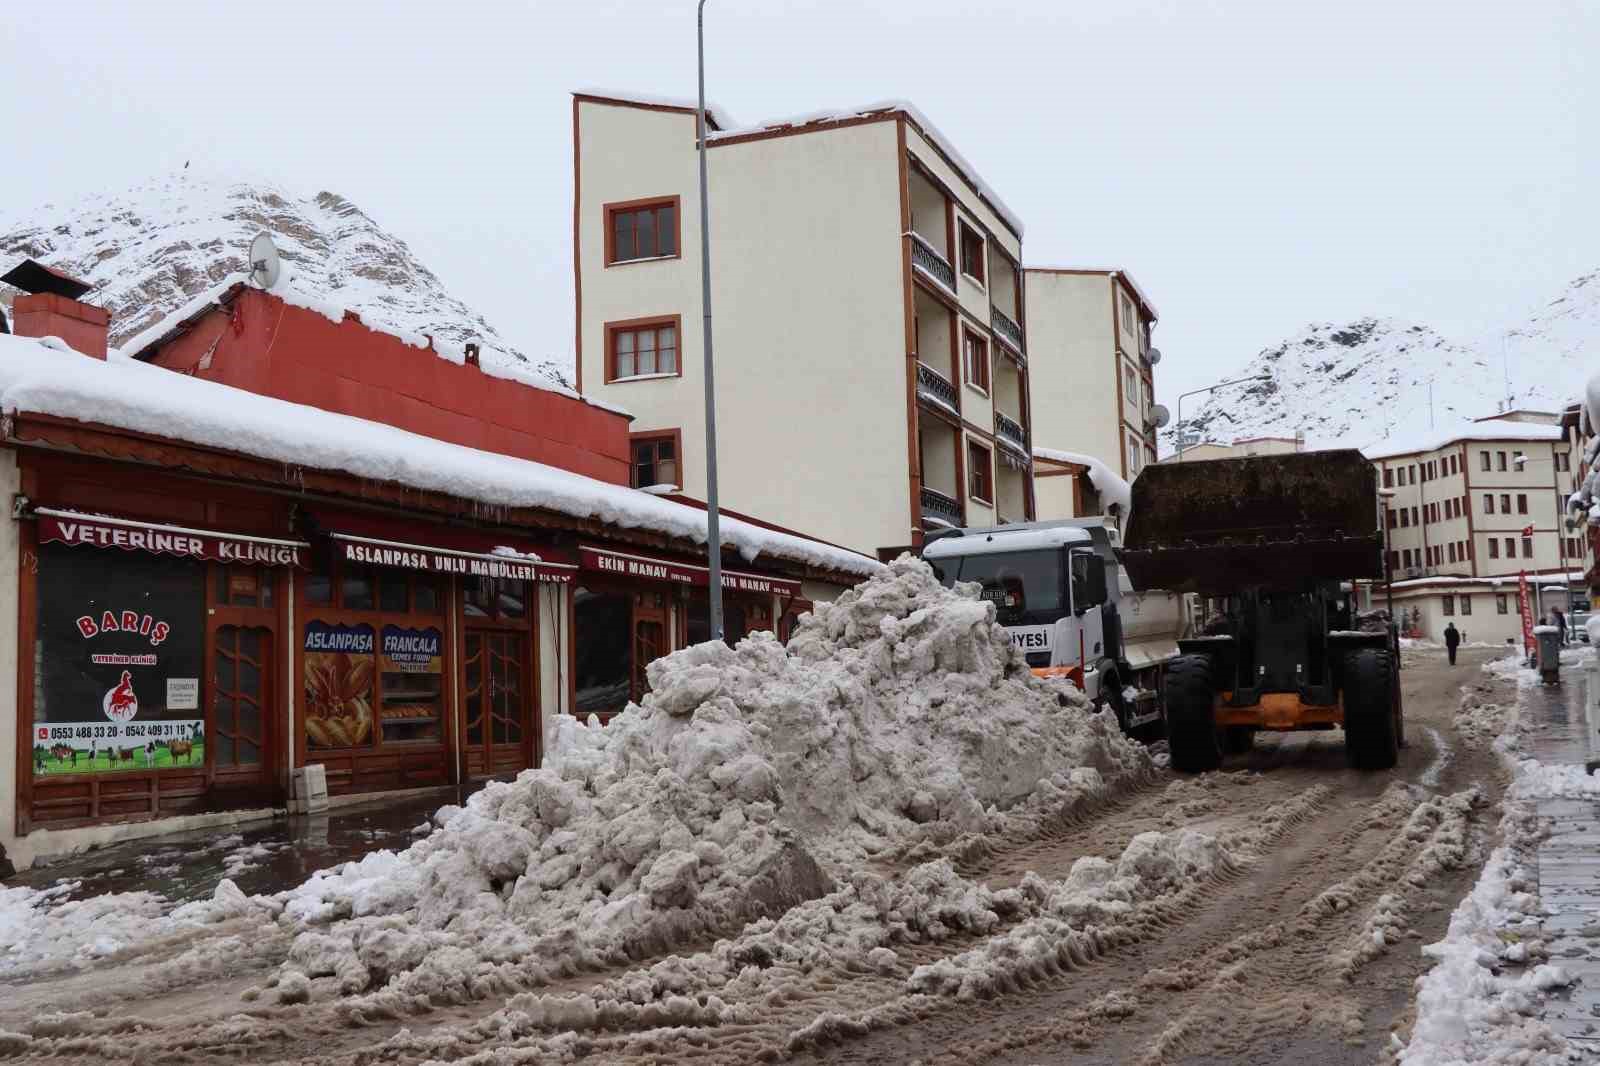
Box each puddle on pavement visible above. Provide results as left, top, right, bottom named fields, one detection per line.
left=7, top=785, right=478, bottom=903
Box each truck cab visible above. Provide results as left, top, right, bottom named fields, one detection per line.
left=922, top=520, right=1180, bottom=738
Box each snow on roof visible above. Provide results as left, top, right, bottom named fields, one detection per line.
left=1361, top=418, right=1566, bottom=460
left=1026, top=266, right=1159, bottom=321
left=708, top=99, right=1023, bottom=240
left=922, top=525, right=1092, bottom=558
left=117, top=266, right=634, bottom=421
left=1033, top=447, right=1133, bottom=516
left=572, top=87, right=736, bottom=131
left=0, top=334, right=876, bottom=580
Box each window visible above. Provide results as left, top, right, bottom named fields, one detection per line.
left=1121, top=294, right=1137, bottom=333
left=1489, top=539, right=1499, bottom=559
left=959, top=221, right=984, bottom=282
left=1500, top=493, right=1511, bottom=514
left=964, top=330, right=990, bottom=393
left=1483, top=494, right=1494, bottom=514
left=1388, top=550, right=1400, bottom=571
left=1497, top=594, right=1509, bottom=614
left=1125, top=364, right=1139, bottom=405
left=1497, top=451, right=1507, bottom=471
left=968, top=439, right=993, bottom=503
left=630, top=433, right=680, bottom=490
left=1383, top=468, right=1393, bottom=488
left=1400, top=509, right=1410, bottom=528
left=1513, top=451, right=1525, bottom=468
left=1523, top=537, right=1534, bottom=558
left=1481, top=450, right=1491, bottom=471
left=1448, top=543, right=1456, bottom=563
left=1461, top=595, right=1472, bottom=615
left=1411, top=506, right=1419, bottom=525
left=1442, top=595, right=1455, bottom=616
left=1557, top=452, right=1570, bottom=472
left=608, top=318, right=680, bottom=381
left=606, top=198, right=679, bottom=264
left=1410, top=465, right=1417, bottom=483
left=1517, top=494, right=1528, bottom=514
left=1504, top=537, right=1515, bottom=557
left=1387, top=509, right=1398, bottom=530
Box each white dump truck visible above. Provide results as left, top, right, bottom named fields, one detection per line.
left=922, top=519, right=1184, bottom=739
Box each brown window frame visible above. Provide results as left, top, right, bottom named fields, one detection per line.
left=1516, top=493, right=1528, bottom=514
left=967, top=438, right=994, bottom=504
left=629, top=429, right=683, bottom=491
left=604, top=196, right=682, bottom=266
left=1496, top=593, right=1509, bottom=614
left=1500, top=493, right=1511, bottom=514
left=958, top=220, right=985, bottom=283
left=1488, top=538, right=1499, bottom=559
left=1522, top=536, right=1534, bottom=558
left=605, top=314, right=683, bottom=383
left=1460, top=594, right=1472, bottom=616
left=962, top=327, right=991, bottom=394
left=1504, top=536, right=1515, bottom=557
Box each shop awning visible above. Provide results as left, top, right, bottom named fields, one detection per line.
left=35, top=508, right=310, bottom=567
left=579, top=545, right=803, bottom=597
left=332, top=532, right=577, bottom=584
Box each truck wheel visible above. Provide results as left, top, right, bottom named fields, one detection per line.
left=1166, top=655, right=1222, bottom=773
left=1344, top=648, right=1399, bottom=770
left=1223, top=726, right=1256, bottom=755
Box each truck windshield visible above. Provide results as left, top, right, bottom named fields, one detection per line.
left=929, top=549, right=1063, bottom=623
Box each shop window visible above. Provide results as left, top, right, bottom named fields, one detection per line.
left=32, top=543, right=206, bottom=777
left=574, top=586, right=631, bottom=715
left=631, top=434, right=680, bottom=490
left=342, top=566, right=376, bottom=611
left=464, top=576, right=528, bottom=621
left=214, top=565, right=275, bottom=608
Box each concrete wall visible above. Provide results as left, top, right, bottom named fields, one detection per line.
left=578, top=102, right=913, bottom=555
left=1391, top=584, right=1530, bottom=646
left=1025, top=271, right=1120, bottom=477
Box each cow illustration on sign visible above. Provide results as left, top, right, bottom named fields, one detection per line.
left=103, top=670, right=138, bottom=722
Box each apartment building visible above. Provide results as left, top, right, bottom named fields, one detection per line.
left=1024, top=269, right=1160, bottom=520
left=573, top=90, right=1032, bottom=558
left=1364, top=414, right=1588, bottom=643
left=1163, top=434, right=1305, bottom=464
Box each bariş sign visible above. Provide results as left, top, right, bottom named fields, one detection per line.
left=579, top=546, right=802, bottom=597
left=40, top=513, right=306, bottom=568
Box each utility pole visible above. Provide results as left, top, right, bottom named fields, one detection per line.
left=697, top=0, right=723, bottom=640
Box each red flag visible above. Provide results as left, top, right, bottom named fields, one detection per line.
left=1517, top=569, right=1535, bottom=656
left=1521, top=524, right=1534, bottom=537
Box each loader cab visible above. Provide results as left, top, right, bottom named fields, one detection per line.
left=1206, top=581, right=1349, bottom=704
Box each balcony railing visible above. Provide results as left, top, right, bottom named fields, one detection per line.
left=916, top=361, right=959, bottom=413
left=920, top=486, right=963, bottom=528
left=994, top=410, right=1027, bottom=451
left=910, top=231, right=956, bottom=292
left=990, top=305, right=1024, bottom=354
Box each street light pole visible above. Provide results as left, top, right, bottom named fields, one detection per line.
left=697, top=0, right=723, bottom=641
left=1174, top=374, right=1273, bottom=461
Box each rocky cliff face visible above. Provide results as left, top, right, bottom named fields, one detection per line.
left=0, top=170, right=568, bottom=389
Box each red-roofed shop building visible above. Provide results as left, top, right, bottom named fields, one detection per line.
left=0, top=261, right=874, bottom=870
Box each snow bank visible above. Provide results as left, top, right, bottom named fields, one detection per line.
left=1033, top=447, right=1133, bottom=517
left=0, top=332, right=876, bottom=580
left=265, top=559, right=1148, bottom=1001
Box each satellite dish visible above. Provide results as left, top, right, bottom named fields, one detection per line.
left=1147, top=347, right=1162, bottom=366
left=248, top=232, right=281, bottom=289
left=1151, top=403, right=1171, bottom=429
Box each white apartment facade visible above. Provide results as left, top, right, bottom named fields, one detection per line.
left=573, top=91, right=1033, bottom=558
left=1025, top=269, right=1160, bottom=521
left=1365, top=413, right=1589, bottom=643
left=1163, top=434, right=1305, bottom=464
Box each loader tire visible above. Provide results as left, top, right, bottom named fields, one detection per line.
left=1166, top=655, right=1222, bottom=774
left=1344, top=648, right=1399, bottom=770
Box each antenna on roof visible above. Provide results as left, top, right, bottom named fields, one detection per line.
left=247, top=232, right=281, bottom=290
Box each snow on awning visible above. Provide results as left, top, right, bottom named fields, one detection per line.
left=579, top=545, right=803, bottom=598
left=36, top=507, right=309, bottom=568
left=332, top=533, right=576, bottom=585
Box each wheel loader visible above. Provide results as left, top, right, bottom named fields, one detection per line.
left=1120, top=449, right=1404, bottom=772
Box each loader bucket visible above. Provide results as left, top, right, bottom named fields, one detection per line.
left=1121, top=449, right=1382, bottom=594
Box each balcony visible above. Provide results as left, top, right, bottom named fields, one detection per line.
left=916, top=361, right=959, bottom=415
left=995, top=410, right=1027, bottom=454
left=910, top=232, right=956, bottom=293
left=920, top=486, right=963, bottom=529
left=990, top=305, right=1024, bottom=356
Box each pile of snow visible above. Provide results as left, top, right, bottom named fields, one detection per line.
left=0, top=882, right=168, bottom=978
left=0, top=332, right=876, bottom=581
left=264, top=559, right=1148, bottom=1001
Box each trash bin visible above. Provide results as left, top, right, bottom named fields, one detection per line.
left=1534, top=625, right=1563, bottom=684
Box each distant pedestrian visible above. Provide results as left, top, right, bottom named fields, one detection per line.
left=1552, top=606, right=1568, bottom=645
left=1444, top=622, right=1461, bottom=665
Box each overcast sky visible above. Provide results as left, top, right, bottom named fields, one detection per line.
left=2, top=1, right=1595, bottom=406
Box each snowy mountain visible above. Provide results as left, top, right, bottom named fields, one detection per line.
left=0, top=171, right=570, bottom=389
left=1172, top=271, right=1600, bottom=451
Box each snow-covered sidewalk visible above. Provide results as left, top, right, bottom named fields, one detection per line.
left=1400, top=649, right=1600, bottom=1065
